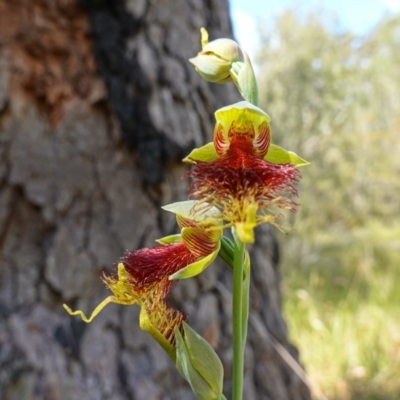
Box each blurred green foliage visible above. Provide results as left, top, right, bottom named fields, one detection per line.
left=256, top=10, right=400, bottom=400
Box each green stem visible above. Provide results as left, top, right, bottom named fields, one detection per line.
left=232, top=230, right=245, bottom=400
left=241, top=251, right=251, bottom=345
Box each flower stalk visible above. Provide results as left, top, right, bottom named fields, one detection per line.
left=232, top=229, right=246, bottom=400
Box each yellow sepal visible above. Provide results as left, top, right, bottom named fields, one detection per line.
left=214, top=101, right=270, bottom=141
left=264, top=144, right=309, bottom=168
left=183, top=142, right=218, bottom=164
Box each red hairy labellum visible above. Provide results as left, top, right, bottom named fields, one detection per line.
left=187, top=137, right=300, bottom=227
left=121, top=242, right=197, bottom=295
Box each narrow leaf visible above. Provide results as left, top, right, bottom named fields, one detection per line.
left=175, top=327, right=217, bottom=400
left=182, top=322, right=224, bottom=399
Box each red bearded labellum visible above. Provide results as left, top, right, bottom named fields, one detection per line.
left=118, top=242, right=197, bottom=300
left=187, top=135, right=300, bottom=231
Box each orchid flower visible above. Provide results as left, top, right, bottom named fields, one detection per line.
left=64, top=207, right=222, bottom=361
left=183, top=101, right=309, bottom=243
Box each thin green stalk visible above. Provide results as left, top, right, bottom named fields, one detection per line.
left=241, top=251, right=251, bottom=345
left=232, top=230, right=245, bottom=400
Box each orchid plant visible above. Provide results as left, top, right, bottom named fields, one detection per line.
left=64, top=28, right=308, bottom=400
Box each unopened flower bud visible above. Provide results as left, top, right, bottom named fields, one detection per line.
left=189, top=27, right=244, bottom=84
left=190, top=28, right=259, bottom=105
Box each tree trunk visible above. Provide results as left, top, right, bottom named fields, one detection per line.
left=0, top=0, right=311, bottom=399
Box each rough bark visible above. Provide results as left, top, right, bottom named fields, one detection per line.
left=0, top=0, right=311, bottom=399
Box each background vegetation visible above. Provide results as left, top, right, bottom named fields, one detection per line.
left=256, top=10, right=400, bottom=400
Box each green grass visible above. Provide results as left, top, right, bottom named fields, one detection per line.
left=280, top=223, right=400, bottom=400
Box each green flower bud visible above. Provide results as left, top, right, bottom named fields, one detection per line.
left=190, top=28, right=259, bottom=106
left=189, top=27, right=244, bottom=84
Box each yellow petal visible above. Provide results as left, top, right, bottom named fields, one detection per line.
left=181, top=227, right=221, bottom=258
left=64, top=263, right=139, bottom=323
left=63, top=296, right=124, bottom=323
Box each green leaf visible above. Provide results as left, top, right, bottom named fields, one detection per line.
left=169, top=242, right=221, bottom=280
left=162, top=200, right=221, bottom=222
left=156, top=234, right=182, bottom=245
left=264, top=144, right=309, bottom=168
left=175, top=327, right=218, bottom=400
left=183, top=142, right=219, bottom=163
left=218, top=236, right=234, bottom=268
left=182, top=322, right=224, bottom=399
left=221, top=236, right=234, bottom=252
